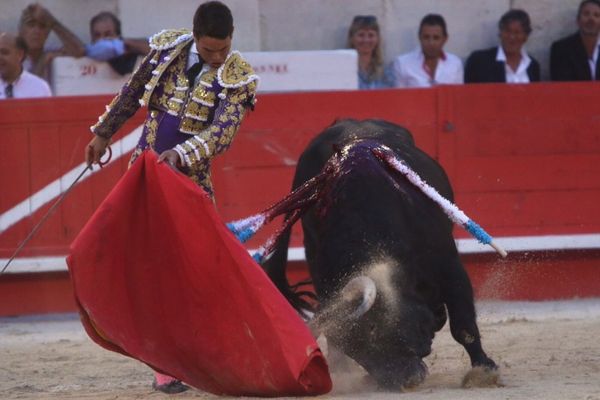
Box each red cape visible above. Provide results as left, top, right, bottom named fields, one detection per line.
left=67, top=151, right=331, bottom=396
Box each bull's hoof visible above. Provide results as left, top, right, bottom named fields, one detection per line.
left=399, top=359, right=428, bottom=390
left=152, top=378, right=190, bottom=394
left=461, top=366, right=502, bottom=388
left=477, top=356, right=498, bottom=370
left=373, top=357, right=428, bottom=391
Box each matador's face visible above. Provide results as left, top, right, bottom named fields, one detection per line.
left=194, top=35, right=232, bottom=69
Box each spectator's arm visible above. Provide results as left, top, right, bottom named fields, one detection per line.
left=30, top=4, right=85, bottom=58
left=530, top=58, right=541, bottom=82
left=383, top=63, right=396, bottom=88
left=40, top=79, right=52, bottom=97
left=123, top=38, right=151, bottom=56
left=454, top=60, right=464, bottom=84
left=463, top=53, right=476, bottom=83
left=392, top=57, right=405, bottom=88
left=52, top=19, right=86, bottom=57
left=549, top=42, right=568, bottom=81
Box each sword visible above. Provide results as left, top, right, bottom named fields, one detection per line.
left=1, top=146, right=112, bottom=275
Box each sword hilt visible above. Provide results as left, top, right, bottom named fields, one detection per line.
left=98, top=145, right=112, bottom=168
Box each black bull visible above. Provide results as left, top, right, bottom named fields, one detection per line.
left=262, top=119, right=496, bottom=389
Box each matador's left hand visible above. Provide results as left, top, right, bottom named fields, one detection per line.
left=157, top=149, right=182, bottom=170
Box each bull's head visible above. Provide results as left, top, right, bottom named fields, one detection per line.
left=311, top=262, right=437, bottom=390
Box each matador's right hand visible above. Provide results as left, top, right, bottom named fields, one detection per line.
left=86, top=135, right=111, bottom=166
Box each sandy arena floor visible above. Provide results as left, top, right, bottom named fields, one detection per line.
left=1, top=299, right=600, bottom=400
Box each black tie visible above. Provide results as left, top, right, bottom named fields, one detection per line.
left=186, top=55, right=204, bottom=86
left=5, top=83, right=14, bottom=98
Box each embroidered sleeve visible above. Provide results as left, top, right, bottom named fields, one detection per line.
left=174, top=81, right=257, bottom=167
left=90, top=50, right=157, bottom=138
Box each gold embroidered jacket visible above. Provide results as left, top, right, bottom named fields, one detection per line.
left=91, top=29, right=259, bottom=169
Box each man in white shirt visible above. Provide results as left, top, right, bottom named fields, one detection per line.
left=0, top=32, right=52, bottom=99
left=393, top=14, right=463, bottom=88
left=464, top=9, right=540, bottom=83
left=496, top=45, right=532, bottom=84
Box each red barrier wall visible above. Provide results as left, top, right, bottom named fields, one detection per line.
left=1, top=82, right=599, bottom=315
left=0, top=96, right=141, bottom=257
left=3, top=83, right=599, bottom=256
left=213, top=83, right=600, bottom=247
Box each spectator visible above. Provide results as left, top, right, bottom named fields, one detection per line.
left=85, top=11, right=151, bottom=75
left=347, top=15, right=394, bottom=89
left=393, top=14, right=463, bottom=88
left=550, top=0, right=600, bottom=81
left=19, top=3, right=85, bottom=81
left=464, top=9, right=540, bottom=83
left=0, top=32, right=52, bottom=99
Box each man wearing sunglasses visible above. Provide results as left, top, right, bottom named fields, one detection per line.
left=0, top=32, right=52, bottom=99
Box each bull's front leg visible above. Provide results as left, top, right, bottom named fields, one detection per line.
left=442, top=260, right=497, bottom=370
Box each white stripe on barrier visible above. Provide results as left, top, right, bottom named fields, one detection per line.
left=457, top=233, right=600, bottom=253
left=2, top=233, right=599, bottom=274
left=0, top=256, right=68, bottom=273
left=0, top=126, right=143, bottom=235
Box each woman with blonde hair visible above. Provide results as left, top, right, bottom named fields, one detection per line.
left=347, top=15, right=395, bottom=89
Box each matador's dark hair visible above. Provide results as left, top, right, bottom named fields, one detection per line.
left=193, top=1, right=234, bottom=39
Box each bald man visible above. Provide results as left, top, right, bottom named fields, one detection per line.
left=0, top=32, right=52, bottom=99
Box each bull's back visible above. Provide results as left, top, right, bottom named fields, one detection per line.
left=295, top=119, right=452, bottom=200
left=263, top=118, right=456, bottom=307
left=298, top=120, right=456, bottom=294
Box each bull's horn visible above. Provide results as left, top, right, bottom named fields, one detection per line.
left=341, top=276, right=377, bottom=319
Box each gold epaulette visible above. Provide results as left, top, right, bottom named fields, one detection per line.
left=149, top=29, right=193, bottom=51
left=217, top=51, right=260, bottom=89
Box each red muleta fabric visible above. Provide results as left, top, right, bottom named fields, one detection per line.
left=66, top=151, right=332, bottom=396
